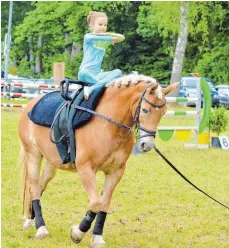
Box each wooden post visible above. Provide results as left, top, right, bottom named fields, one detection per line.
left=53, top=62, right=65, bottom=85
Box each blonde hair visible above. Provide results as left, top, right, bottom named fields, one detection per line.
left=87, top=11, right=107, bottom=29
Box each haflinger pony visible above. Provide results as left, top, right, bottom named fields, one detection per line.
left=19, top=74, right=178, bottom=247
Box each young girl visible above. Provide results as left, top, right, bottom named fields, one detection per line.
left=78, top=11, right=125, bottom=100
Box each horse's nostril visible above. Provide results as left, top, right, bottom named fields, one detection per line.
left=141, top=142, right=145, bottom=150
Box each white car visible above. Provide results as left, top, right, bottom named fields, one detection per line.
left=216, top=85, right=229, bottom=97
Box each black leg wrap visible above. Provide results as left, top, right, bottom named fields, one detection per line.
left=32, top=200, right=46, bottom=229
left=79, top=210, right=97, bottom=233
left=31, top=203, right=35, bottom=219
left=93, top=211, right=107, bottom=235
left=31, top=192, right=43, bottom=219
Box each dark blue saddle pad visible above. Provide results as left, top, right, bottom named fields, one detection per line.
left=28, top=87, right=106, bottom=129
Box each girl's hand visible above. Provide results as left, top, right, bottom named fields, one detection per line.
left=107, top=33, right=125, bottom=43
left=112, top=37, right=121, bottom=45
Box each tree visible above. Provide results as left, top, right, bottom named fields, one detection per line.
left=1, top=1, right=34, bottom=67
left=188, top=2, right=229, bottom=84
left=1, top=1, right=229, bottom=84
left=137, top=2, right=181, bottom=84
left=170, top=1, right=189, bottom=85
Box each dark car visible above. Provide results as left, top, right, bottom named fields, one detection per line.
left=204, top=78, right=229, bottom=108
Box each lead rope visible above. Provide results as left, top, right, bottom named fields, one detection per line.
left=154, top=147, right=229, bottom=210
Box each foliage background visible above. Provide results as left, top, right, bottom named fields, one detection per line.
left=1, top=1, right=229, bottom=84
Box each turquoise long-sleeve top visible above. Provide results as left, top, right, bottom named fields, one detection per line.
left=78, top=33, right=113, bottom=76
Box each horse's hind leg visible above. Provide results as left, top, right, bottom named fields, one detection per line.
left=39, top=160, right=57, bottom=195
left=24, top=161, right=57, bottom=229
left=21, top=147, right=49, bottom=239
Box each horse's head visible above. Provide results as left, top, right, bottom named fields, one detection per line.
left=133, top=80, right=179, bottom=152
left=106, top=74, right=179, bottom=152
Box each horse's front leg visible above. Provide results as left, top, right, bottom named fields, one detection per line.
left=71, top=164, right=100, bottom=244
left=92, top=163, right=126, bottom=248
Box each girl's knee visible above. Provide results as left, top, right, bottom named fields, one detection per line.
left=78, top=70, right=98, bottom=84
left=78, top=70, right=88, bottom=80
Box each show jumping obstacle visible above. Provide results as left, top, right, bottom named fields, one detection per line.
left=157, top=77, right=211, bottom=148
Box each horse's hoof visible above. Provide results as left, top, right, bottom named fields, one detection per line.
left=92, top=244, right=106, bottom=248
left=23, top=218, right=35, bottom=230
left=92, top=235, right=106, bottom=248
left=35, top=226, right=49, bottom=239
left=70, top=225, right=86, bottom=244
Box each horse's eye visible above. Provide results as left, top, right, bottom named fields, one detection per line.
left=142, top=108, right=149, bottom=114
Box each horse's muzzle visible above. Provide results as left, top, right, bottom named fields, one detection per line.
left=139, top=139, right=155, bottom=152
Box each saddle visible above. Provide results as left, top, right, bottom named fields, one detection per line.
left=28, top=79, right=106, bottom=164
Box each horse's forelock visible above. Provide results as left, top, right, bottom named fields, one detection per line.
left=106, top=74, right=157, bottom=88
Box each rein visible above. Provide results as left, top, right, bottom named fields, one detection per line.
left=154, top=147, right=229, bottom=211
left=71, top=104, right=132, bottom=132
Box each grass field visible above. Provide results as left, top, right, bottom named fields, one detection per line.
left=1, top=98, right=29, bottom=104
left=1, top=107, right=229, bottom=248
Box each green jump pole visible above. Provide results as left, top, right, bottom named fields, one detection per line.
left=199, top=78, right=212, bottom=133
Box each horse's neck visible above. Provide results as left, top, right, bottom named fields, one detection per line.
left=99, top=84, right=144, bottom=129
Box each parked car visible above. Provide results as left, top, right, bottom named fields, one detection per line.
left=204, top=78, right=229, bottom=108
left=180, top=77, right=200, bottom=106
left=215, top=85, right=229, bottom=97
left=179, top=88, right=187, bottom=97
left=180, top=77, right=229, bottom=108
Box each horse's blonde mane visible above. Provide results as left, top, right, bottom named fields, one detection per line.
left=105, top=74, right=163, bottom=99
left=105, top=74, right=156, bottom=88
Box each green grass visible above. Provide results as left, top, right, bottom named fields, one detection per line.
left=1, top=98, right=29, bottom=104
left=2, top=109, right=229, bottom=248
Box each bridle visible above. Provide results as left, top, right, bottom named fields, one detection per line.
left=133, top=83, right=166, bottom=139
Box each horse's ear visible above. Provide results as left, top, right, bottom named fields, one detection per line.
left=162, top=82, right=180, bottom=95
left=148, top=83, right=159, bottom=94
left=148, top=83, right=164, bottom=99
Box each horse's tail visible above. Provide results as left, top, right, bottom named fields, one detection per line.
left=20, top=145, right=31, bottom=218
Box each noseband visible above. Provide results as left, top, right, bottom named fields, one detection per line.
left=133, top=83, right=166, bottom=139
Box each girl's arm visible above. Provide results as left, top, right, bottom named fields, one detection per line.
left=106, top=33, right=125, bottom=44
left=85, top=33, right=112, bottom=43
left=86, top=33, right=125, bottom=44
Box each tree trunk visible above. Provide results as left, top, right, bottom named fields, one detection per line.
left=29, top=39, right=35, bottom=72
left=64, top=32, right=72, bottom=55
left=71, top=42, right=81, bottom=57
left=170, top=1, right=189, bottom=96
left=35, top=35, right=42, bottom=74
left=64, top=33, right=81, bottom=59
